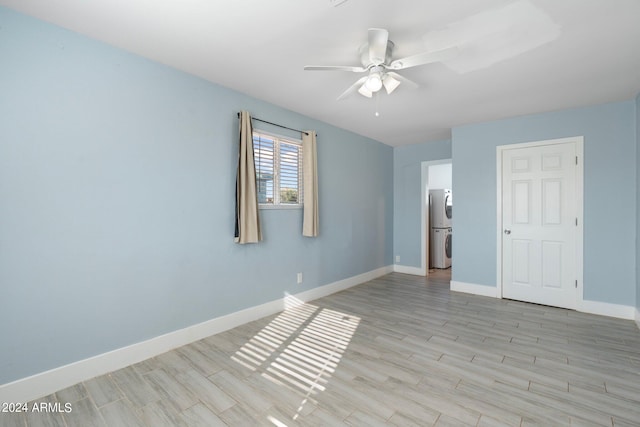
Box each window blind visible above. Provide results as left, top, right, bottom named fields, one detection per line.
left=253, top=132, right=303, bottom=206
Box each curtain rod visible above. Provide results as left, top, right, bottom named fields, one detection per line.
left=237, top=112, right=311, bottom=136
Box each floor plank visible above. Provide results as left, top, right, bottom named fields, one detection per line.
left=10, top=270, right=640, bottom=427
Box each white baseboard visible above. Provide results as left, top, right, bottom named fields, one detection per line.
left=450, top=280, right=498, bottom=298
left=295, top=265, right=393, bottom=302
left=0, top=265, right=393, bottom=404
left=579, top=300, right=636, bottom=320
left=393, top=264, right=426, bottom=276
left=450, top=280, right=636, bottom=321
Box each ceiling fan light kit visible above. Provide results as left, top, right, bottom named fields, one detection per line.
left=364, top=67, right=383, bottom=92
left=382, top=74, right=401, bottom=94
left=357, top=84, right=372, bottom=98
left=304, top=28, right=456, bottom=101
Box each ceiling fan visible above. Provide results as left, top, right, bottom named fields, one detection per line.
left=304, top=28, right=457, bottom=100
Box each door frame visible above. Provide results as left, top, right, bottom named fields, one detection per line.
left=496, top=136, right=584, bottom=306
left=421, top=159, right=452, bottom=276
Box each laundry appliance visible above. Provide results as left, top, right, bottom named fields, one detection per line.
left=430, top=189, right=452, bottom=269
left=430, top=189, right=452, bottom=228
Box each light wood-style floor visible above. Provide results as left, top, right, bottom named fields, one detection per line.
left=4, top=271, right=640, bottom=426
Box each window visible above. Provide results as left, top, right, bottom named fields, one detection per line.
left=253, top=131, right=303, bottom=207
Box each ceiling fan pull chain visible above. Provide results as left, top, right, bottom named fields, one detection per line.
left=375, top=91, right=380, bottom=117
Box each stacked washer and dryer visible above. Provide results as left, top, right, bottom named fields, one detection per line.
left=429, top=189, right=452, bottom=269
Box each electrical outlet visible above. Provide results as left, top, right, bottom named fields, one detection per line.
left=395, top=255, right=400, bottom=263
left=297, top=273, right=303, bottom=284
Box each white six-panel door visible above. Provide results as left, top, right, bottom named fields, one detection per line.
left=501, top=140, right=579, bottom=309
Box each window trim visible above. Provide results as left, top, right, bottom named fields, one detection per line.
left=253, top=129, right=304, bottom=209
left=258, top=204, right=303, bottom=210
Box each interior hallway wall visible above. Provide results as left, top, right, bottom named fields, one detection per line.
left=428, top=163, right=452, bottom=190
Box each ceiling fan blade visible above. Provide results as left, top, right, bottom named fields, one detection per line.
left=386, top=72, right=419, bottom=89
left=337, top=76, right=369, bottom=100
left=304, top=65, right=367, bottom=72
left=388, top=46, right=458, bottom=70
left=368, top=28, right=389, bottom=65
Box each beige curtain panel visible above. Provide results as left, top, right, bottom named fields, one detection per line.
left=234, top=111, right=262, bottom=244
left=302, top=130, right=319, bottom=237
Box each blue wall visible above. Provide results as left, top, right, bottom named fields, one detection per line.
left=0, top=7, right=393, bottom=384
left=452, top=101, right=637, bottom=305
left=393, top=140, right=451, bottom=268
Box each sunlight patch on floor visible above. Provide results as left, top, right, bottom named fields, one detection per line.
left=232, top=293, right=360, bottom=423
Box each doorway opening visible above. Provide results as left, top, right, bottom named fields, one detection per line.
left=421, top=159, right=452, bottom=277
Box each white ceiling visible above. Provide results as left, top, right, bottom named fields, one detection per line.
left=2, top=0, right=640, bottom=146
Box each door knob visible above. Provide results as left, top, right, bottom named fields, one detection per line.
left=504, top=229, right=511, bottom=235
